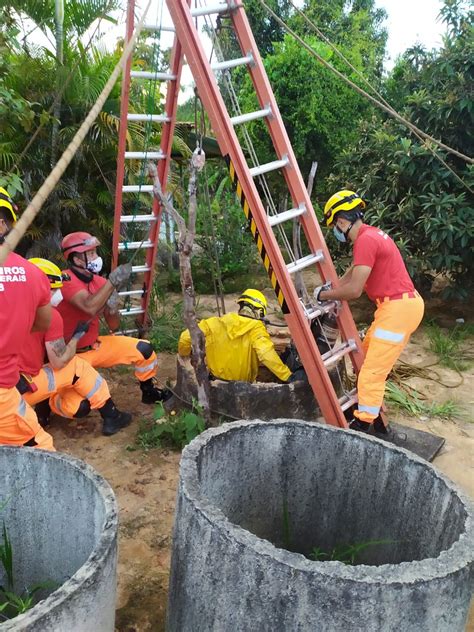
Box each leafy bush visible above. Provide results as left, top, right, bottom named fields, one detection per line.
left=147, top=292, right=184, bottom=353
left=135, top=403, right=205, bottom=450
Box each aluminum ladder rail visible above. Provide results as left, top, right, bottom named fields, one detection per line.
left=165, top=0, right=367, bottom=428
left=112, top=0, right=185, bottom=325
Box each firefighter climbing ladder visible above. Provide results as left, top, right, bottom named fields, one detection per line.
left=113, top=0, right=372, bottom=429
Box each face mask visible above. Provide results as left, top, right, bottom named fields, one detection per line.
left=333, top=226, right=347, bottom=243
left=51, top=289, right=63, bottom=307
left=86, top=256, right=103, bottom=274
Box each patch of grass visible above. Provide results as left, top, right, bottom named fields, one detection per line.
left=309, top=539, right=397, bottom=565
left=135, top=403, right=205, bottom=450
left=425, top=321, right=474, bottom=371
left=148, top=298, right=184, bottom=353
left=385, top=381, right=463, bottom=420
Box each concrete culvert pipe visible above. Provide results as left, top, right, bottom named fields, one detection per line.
left=0, top=447, right=117, bottom=631
left=168, top=420, right=474, bottom=632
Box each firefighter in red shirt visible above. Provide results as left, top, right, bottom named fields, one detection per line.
left=18, top=258, right=132, bottom=436
left=56, top=232, right=169, bottom=404
left=318, top=189, right=424, bottom=433
left=0, top=188, right=54, bottom=449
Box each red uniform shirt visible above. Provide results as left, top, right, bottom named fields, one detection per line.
left=19, top=308, right=64, bottom=376
left=353, top=224, right=415, bottom=302
left=56, top=270, right=107, bottom=347
left=0, top=252, right=51, bottom=388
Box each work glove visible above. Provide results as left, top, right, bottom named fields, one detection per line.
left=106, top=290, right=120, bottom=314
left=288, top=368, right=306, bottom=383
left=313, top=281, right=332, bottom=304
left=108, top=262, right=132, bottom=290
left=72, top=320, right=90, bottom=341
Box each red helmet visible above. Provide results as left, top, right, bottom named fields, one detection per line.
left=61, top=232, right=101, bottom=258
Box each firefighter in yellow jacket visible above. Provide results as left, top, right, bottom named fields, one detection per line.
left=178, top=289, right=292, bottom=383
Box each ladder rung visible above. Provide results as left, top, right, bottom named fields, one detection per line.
left=249, top=156, right=289, bottom=178
left=304, top=300, right=338, bottom=321
left=127, top=113, right=170, bottom=123
left=190, top=3, right=229, bottom=17
left=131, top=70, right=176, bottom=81
left=339, top=389, right=358, bottom=412
left=230, top=107, right=272, bottom=126
left=122, top=185, right=154, bottom=193
left=131, top=265, right=151, bottom=273
left=287, top=251, right=323, bottom=274
left=119, top=307, right=145, bottom=316
left=120, top=328, right=140, bottom=335
left=322, top=340, right=358, bottom=369
left=120, top=214, right=156, bottom=223
left=118, top=240, right=154, bottom=251
left=118, top=289, right=145, bottom=297
left=211, top=54, right=253, bottom=72
left=268, top=204, right=306, bottom=227
left=143, top=24, right=175, bottom=32
left=124, top=151, right=165, bottom=160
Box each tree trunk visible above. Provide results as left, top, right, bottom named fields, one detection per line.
left=149, top=160, right=212, bottom=426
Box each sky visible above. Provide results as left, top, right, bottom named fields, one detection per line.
left=24, top=0, right=448, bottom=100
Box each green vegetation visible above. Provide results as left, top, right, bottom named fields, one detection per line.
left=425, top=322, right=474, bottom=371
left=135, top=403, right=205, bottom=450
left=148, top=295, right=184, bottom=353
left=385, top=381, right=463, bottom=420
left=309, top=539, right=396, bottom=565
left=0, top=521, right=55, bottom=621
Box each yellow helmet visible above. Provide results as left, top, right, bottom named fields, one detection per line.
left=237, top=289, right=267, bottom=317
left=29, top=258, right=65, bottom=289
left=0, top=187, right=18, bottom=223
left=323, top=189, right=365, bottom=226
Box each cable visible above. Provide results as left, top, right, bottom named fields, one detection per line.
left=284, top=0, right=473, bottom=193
left=254, top=0, right=473, bottom=170
left=0, top=0, right=153, bottom=265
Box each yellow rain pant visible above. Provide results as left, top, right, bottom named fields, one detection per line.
left=354, top=292, right=424, bottom=423
left=23, top=356, right=110, bottom=419
left=0, top=387, right=54, bottom=450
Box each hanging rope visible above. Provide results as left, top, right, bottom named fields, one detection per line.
left=0, top=0, right=153, bottom=265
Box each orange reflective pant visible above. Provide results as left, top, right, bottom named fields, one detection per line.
left=76, top=335, right=157, bottom=381
left=0, top=387, right=54, bottom=450
left=23, top=356, right=110, bottom=419
left=354, top=293, right=425, bottom=423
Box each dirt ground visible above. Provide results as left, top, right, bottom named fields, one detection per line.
left=49, top=294, right=473, bottom=632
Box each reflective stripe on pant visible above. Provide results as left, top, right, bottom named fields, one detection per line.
left=0, top=387, right=54, bottom=450
left=354, top=294, right=425, bottom=423
left=77, top=335, right=158, bottom=381
left=23, top=357, right=110, bottom=419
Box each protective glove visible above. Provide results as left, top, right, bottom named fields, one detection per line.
left=106, top=290, right=120, bottom=314
left=108, top=262, right=132, bottom=290
left=288, top=368, right=306, bottom=383
left=313, top=281, right=332, bottom=304
left=72, top=320, right=90, bottom=341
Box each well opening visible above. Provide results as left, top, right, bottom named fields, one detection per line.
left=196, top=422, right=466, bottom=566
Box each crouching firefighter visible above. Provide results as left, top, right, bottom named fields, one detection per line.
left=317, top=189, right=424, bottom=433
left=178, top=289, right=293, bottom=383
left=18, top=259, right=132, bottom=436
left=57, top=232, right=170, bottom=403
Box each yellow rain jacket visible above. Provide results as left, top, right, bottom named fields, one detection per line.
left=178, top=312, right=291, bottom=383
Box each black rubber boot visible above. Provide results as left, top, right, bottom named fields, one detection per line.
left=35, top=399, right=51, bottom=427
left=349, top=418, right=373, bottom=434
left=99, top=398, right=132, bottom=436
left=139, top=379, right=173, bottom=404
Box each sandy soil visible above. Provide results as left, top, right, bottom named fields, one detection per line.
left=48, top=295, right=473, bottom=632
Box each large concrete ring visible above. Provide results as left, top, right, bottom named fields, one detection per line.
left=0, top=447, right=117, bottom=631
left=168, top=419, right=474, bottom=632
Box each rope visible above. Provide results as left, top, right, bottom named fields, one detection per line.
left=284, top=0, right=472, bottom=193
left=0, top=0, right=152, bottom=266
left=255, top=0, right=474, bottom=172
left=9, top=0, right=118, bottom=175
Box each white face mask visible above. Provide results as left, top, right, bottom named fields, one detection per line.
left=51, top=289, right=63, bottom=307
left=86, top=256, right=103, bottom=274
